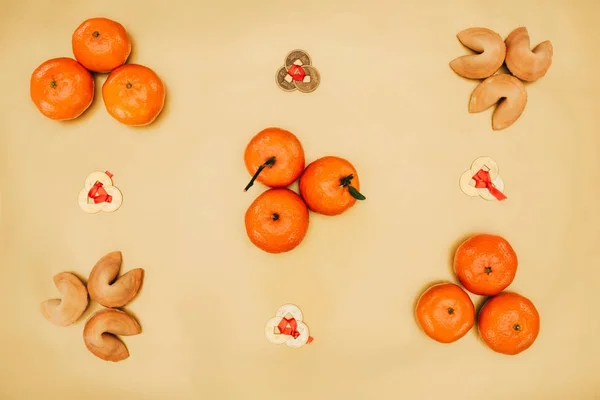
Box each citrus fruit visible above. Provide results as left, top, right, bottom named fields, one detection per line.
left=30, top=57, right=94, bottom=121
left=298, top=156, right=365, bottom=216
left=102, top=64, right=165, bottom=126
left=245, top=188, right=309, bottom=254
left=415, top=282, right=475, bottom=344
left=72, top=17, right=131, bottom=73
left=478, top=292, right=540, bottom=355
left=243, top=128, right=305, bottom=191
left=453, top=234, right=518, bottom=296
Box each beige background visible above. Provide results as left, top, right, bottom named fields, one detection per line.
left=1, top=0, right=599, bottom=398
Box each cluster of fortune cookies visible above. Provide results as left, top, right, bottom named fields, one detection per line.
left=40, top=252, right=144, bottom=362
left=30, top=17, right=165, bottom=126
left=449, top=26, right=553, bottom=131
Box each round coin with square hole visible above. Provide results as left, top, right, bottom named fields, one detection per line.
left=284, top=50, right=312, bottom=69
left=276, top=66, right=297, bottom=91
left=470, top=157, right=499, bottom=181
left=294, top=66, right=320, bottom=93
left=275, top=304, right=303, bottom=322
left=265, top=317, right=290, bottom=344
left=459, top=169, right=480, bottom=197
left=285, top=321, right=310, bottom=348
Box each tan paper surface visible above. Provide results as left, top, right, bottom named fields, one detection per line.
left=1, top=0, right=599, bottom=398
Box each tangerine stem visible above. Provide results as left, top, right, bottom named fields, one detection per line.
left=244, top=156, right=275, bottom=192
left=340, top=174, right=354, bottom=187
left=340, top=174, right=366, bottom=201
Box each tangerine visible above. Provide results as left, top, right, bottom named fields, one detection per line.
left=245, top=188, right=309, bottom=254
left=72, top=17, right=131, bottom=73
left=30, top=57, right=94, bottom=121
left=415, top=282, right=475, bottom=344
left=478, top=292, right=540, bottom=355
left=102, top=64, right=166, bottom=126
left=299, top=156, right=365, bottom=216
left=243, top=128, right=305, bottom=191
left=453, top=234, right=518, bottom=296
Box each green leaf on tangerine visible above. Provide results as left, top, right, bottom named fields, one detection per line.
left=348, top=186, right=366, bottom=200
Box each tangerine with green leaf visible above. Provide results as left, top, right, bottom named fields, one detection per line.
left=243, top=127, right=305, bottom=191
left=299, top=156, right=366, bottom=216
